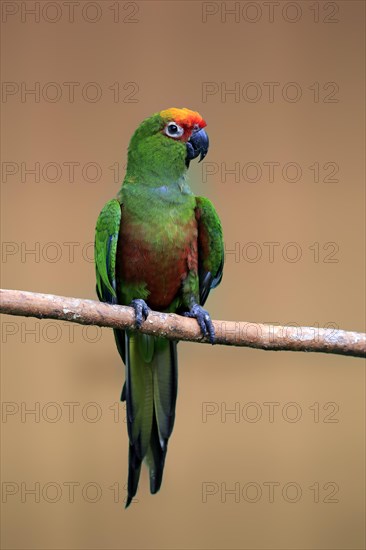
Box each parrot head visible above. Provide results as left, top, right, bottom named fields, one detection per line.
left=126, top=108, right=209, bottom=184
left=159, top=108, right=209, bottom=166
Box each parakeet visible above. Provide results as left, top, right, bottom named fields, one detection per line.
left=94, top=107, right=224, bottom=507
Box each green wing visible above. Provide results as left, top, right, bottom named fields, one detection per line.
left=94, top=199, right=121, bottom=304
left=195, top=196, right=224, bottom=305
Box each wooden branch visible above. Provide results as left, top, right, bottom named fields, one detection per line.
left=0, top=288, right=365, bottom=358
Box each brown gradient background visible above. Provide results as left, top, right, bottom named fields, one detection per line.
left=1, top=1, right=365, bottom=549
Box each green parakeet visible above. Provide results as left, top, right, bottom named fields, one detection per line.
left=94, top=107, right=224, bottom=507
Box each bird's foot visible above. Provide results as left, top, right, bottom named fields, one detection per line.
left=184, top=304, right=215, bottom=344
left=130, top=299, right=150, bottom=329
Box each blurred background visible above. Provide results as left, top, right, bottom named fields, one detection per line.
left=1, top=1, right=365, bottom=548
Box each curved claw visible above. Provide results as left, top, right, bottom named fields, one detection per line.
left=130, top=299, right=150, bottom=329
left=184, top=304, right=215, bottom=344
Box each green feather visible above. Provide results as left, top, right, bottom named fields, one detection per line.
left=94, top=199, right=121, bottom=299
left=195, top=196, right=224, bottom=304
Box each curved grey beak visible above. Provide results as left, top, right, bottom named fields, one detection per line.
left=186, top=129, right=209, bottom=168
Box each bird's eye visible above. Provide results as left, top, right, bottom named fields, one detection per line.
left=164, top=122, right=184, bottom=139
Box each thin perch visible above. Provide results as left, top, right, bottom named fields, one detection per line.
left=0, top=288, right=365, bottom=358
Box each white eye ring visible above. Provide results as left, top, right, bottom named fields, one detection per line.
left=164, top=122, right=184, bottom=139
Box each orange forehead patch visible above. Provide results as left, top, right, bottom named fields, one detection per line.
left=160, top=107, right=206, bottom=129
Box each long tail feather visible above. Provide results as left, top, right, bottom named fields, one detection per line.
left=146, top=339, right=177, bottom=496
left=115, top=329, right=178, bottom=507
